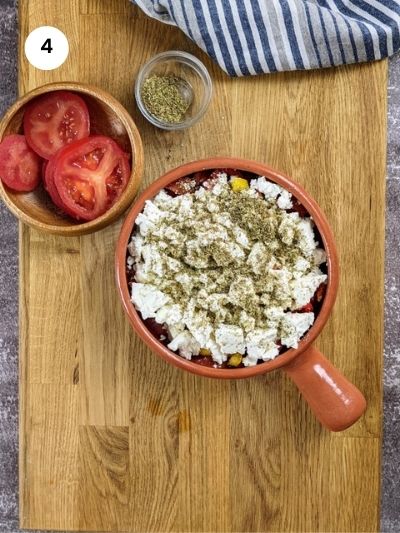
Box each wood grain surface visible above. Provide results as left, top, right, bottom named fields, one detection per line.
left=18, top=0, right=386, bottom=531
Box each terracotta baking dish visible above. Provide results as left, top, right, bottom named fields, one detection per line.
left=115, top=157, right=366, bottom=431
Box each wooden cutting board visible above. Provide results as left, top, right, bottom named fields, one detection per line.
left=18, top=0, right=386, bottom=531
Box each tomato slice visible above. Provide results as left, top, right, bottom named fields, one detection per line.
left=0, top=134, right=41, bottom=192
left=211, top=168, right=244, bottom=179
left=313, top=283, right=327, bottom=303
left=52, top=136, right=130, bottom=221
left=143, top=318, right=169, bottom=343
left=42, top=159, right=48, bottom=177
left=43, top=155, right=65, bottom=210
left=24, top=91, right=90, bottom=159
left=191, top=355, right=228, bottom=369
left=165, top=171, right=209, bottom=196
left=297, top=302, right=314, bottom=313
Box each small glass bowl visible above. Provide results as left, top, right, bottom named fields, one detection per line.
left=135, top=50, right=212, bottom=130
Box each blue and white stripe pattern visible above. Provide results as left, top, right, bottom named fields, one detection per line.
left=131, top=0, right=400, bottom=75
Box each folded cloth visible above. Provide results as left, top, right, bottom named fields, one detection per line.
left=131, top=0, right=400, bottom=75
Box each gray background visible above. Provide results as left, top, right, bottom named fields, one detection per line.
left=0, top=1, right=399, bottom=531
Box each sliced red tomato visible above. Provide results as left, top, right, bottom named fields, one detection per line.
left=298, top=302, right=314, bottom=313
left=192, top=356, right=228, bottom=369
left=202, top=177, right=221, bottom=190
left=210, top=168, right=244, bottom=179
left=165, top=171, right=209, bottom=196
left=192, top=170, right=210, bottom=184
left=52, top=136, right=130, bottom=221
left=166, top=169, right=249, bottom=196
left=313, top=283, right=327, bottom=303
left=143, top=318, right=168, bottom=342
left=24, top=91, right=90, bottom=159
left=0, top=134, right=41, bottom=192
left=43, top=155, right=65, bottom=210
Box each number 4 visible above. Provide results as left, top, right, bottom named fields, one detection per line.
left=41, top=38, right=53, bottom=53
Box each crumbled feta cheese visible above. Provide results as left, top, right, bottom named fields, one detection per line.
left=175, top=272, right=194, bottom=294
left=128, top=234, right=144, bottom=262
left=134, top=263, right=152, bottom=283
left=278, top=218, right=296, bottom=245
left=247, top=242, right=268, bottom=275
left=205, top=293, right=230, bottom=313
left=290, top=269, right=327, bottom=309
left=313, top=248, right=327, bottom=265
left=297, top=219, right=317, bottom=256
left=294, top=257, right=310, bottom=272
left=165, top=257, right=181, bottom=273
left=131, top=283, right=170, bottom=320
left=141, top=244, right=164, bottom=277
left=155, top=304, right=183, bottom=328
left=228, top=277, right=257, bottom=308
left=244, top=328, right=279, bottom=365
left=264, top=306, right=285, bottom=327
left=215, top=324, right=245, bottom=354
left=188, top=323, right=214, bottom=349
left=194, top=186, right=206, bottom=199
left=135, top=212, right=156, bottom=237
left=210, top=175, right=228, bottom=196
left=204, top=339, right=227, bottom=365
left=207, top=198, right=219, bottom=213
left=277, top=189, right=293, bottom=209
left=213, top=212, right=232, bottom=228
left=251, top=176, right=282, bottom=199
left=153, top=189, right=172, bottom=206
left=270, top=268, right=292, bottom=302
left=233, top=226, right=250, bottom=248
left=142, top=200, right=167, bottom=223
left=239, top=310, right=256, bottom=333
left=218, top=241, right=245, bottom=265
left=129, top=172, right=327, bottom=366
left=168, top=323, right=186, bottom=338
left=167, top=331, right=200, bottom=360
left=280, top=312, right=315, bottom=348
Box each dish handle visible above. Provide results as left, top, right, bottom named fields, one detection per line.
left=283, top=345, right=366, bottom=431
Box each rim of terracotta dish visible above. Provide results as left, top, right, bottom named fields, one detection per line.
left=116, top=157, right=339, bottom=379
left=0, top=82, right=143, bottom=236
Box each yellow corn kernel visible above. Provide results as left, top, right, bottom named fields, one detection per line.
left=199, top=348, right=211, bottom=357
left=230, top=176, right=249, bottom=192
left=228, top=353, right=243, bottom=367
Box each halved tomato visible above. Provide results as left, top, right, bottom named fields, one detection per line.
left=52, top=136, right=130, bottom=221
left=24, top=91, right=90, bottom=159
left=43, top=156, right=65, bottom=210
left=0, top=134, right=41, bottom=192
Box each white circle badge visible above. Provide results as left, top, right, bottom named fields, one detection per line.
left=25, top=26, right=69, bottom=71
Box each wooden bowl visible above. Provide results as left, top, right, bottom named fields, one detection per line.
left=0, top=82, right=144, bottom=235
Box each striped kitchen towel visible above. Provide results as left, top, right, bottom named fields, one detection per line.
left=131, top=0, right=400, bottom=75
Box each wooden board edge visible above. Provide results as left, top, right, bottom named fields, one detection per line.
left=18, top=3, right=28, bottom=526
left=378, top=59, right=388, bottom=525
left=18, top=224, right=30, bottom=528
